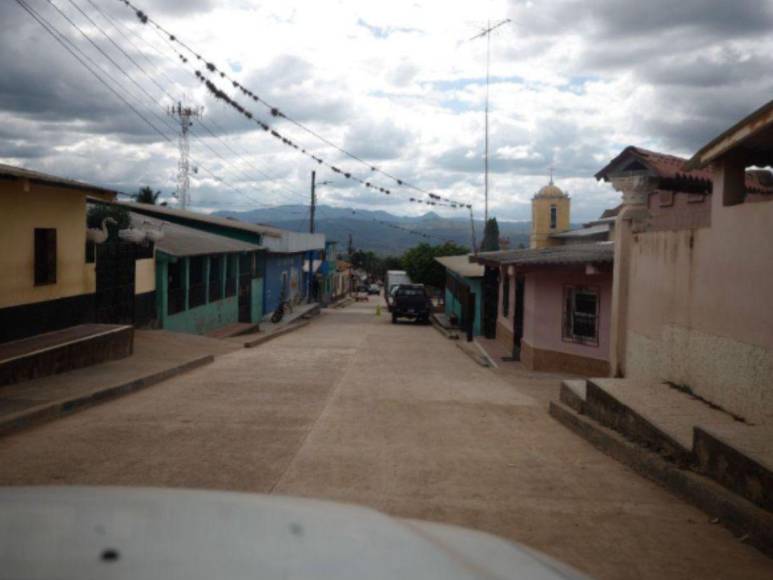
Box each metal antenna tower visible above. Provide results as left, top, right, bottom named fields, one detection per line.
left=167, top=102, right=203, bottom=209
left=470, top=18, right=511, bottom=223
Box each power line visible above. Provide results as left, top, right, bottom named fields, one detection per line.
left=117, top=0, right=475, bottom=209
left=77, top=0, right=306, bottom=203
left=25, top=0, right=304, bottom=211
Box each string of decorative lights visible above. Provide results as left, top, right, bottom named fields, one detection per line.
left=14, top=0, right=304, bottom=214
left=34, top=0, right=310, bottom=211
left=77, top=0, right=309, bottom=205
left=116, top=0, right=474, bottom=210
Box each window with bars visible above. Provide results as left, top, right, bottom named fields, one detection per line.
left=189, top=256, right=206, bottom=308
left=550, top=206, right=558, bottom=229
left=225, top=255, right=237, bottom=297
left=209, top=255, right=222, bottom=302
left=563, top=286, right=599, bottom=346
left=34, top=228, right=57, bottom=286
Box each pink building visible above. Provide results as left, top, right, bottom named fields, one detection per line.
left=474, top=140, right=772, bottom=379
left=599, top=105, right=773, bottom=423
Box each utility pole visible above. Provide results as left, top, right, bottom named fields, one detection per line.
left=309, top=170, right=316, bottom=234
left=167, top=102, right=202, bottom=209
left=470, top=18, right=510, bottom=224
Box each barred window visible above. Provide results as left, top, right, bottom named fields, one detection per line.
left=563, top=286, right=599, bottom=346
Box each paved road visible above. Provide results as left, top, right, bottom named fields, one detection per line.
left=1, top=301, right=771, bottom=579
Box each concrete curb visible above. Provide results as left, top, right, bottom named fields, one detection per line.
left=243, top=319, right=311, bottom=348
left=454, top=341, right=491, bottom=368
left=549, top=400, right=773, bottom=559
left=431, top=319, right=459, bottom=340
left=0, top=355, right=214, bottom=439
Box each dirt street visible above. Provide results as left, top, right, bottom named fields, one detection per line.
left=0, top=301, right=771, bottom=579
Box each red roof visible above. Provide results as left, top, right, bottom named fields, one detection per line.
left=596, top=146, right=772, bottom=194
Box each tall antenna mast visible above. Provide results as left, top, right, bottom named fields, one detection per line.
left=469, top=206, right=478, bottom=255
left=168, top=102, right=203, bottom=209
left=469, top=18, right=511, bottom=224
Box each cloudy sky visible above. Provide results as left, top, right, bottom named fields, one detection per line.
left=2, top=0, right=772, bottom=221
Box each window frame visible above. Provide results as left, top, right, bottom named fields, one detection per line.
left=549, top=205, right=558, bottom=229
left=562, top=285, right=600, bottom=347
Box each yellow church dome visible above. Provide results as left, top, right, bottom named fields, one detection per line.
left=535, top=180, right=567, bottom=199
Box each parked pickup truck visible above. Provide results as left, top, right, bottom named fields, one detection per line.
left=391, top=284, right=432, bottom=324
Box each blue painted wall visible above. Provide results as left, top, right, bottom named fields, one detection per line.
left=445, top=271, right=483, bottom=336
left=263, top=252, right=307, bottom=316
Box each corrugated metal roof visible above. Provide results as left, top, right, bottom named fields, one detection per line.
left=473, top=242, right=614, bottom=267
left=0, top=163, right=120, bottom=197
left=435, top=254, right=484, bottom=278
left=130, top=213, right=263, bottom=257
left=110, top=200, right=283, bottom=238
left=550, top=223, right=610, bottom=239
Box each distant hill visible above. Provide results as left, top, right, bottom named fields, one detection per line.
left=214, top=204, right=535, bottom=255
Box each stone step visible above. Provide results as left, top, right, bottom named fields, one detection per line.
left=694, top=424, right=773, bottom=514
left=559, top=379, right=587, bottom=413
left=562, top=377, right=773, bottom=515
left=0, top=324, right=133, bottom=387
left=549, top=399, right=773, bottom=558
left=583, top=379, right=700, bottom=465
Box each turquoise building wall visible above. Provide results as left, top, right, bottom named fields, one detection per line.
left=444, top=271, right=483, bottom=336
left=155, top=251, right=263, bottom=335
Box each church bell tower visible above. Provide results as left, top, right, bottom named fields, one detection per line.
left=530, top=177, right=570, bottom=249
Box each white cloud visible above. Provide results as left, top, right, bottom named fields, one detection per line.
left=1, top=0, right=772, bottom=222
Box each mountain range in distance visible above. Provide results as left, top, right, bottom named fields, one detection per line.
left=213, top=204, right=538, bottom=255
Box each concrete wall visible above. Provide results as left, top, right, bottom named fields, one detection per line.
left=622, top=193, right=773, bottom=423
left=523, top=269, right=612, bottom=364
left=496, top=265, right=612, bottom=370
left=164, top=295, right=239, bottom=335
left=155, top=252, right=261, bottom=335
left=264, top=253, right=305, bottom=315
left=0, top=181, right=95, bottom=308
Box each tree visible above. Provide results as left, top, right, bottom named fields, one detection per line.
left=480, top=217, right=500, bottom=252
left=136, top=186, right=161, bottom=204
left=402, top=241, right=468, bottom=289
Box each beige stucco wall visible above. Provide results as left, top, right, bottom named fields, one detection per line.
left=0, top=181, right=97, bottom=309
left=135, top=257, right=156, bottom=294
left=623, top=195, right=773, bottom=423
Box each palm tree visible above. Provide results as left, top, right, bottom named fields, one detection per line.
left=136, top=186, right=161, bottom=204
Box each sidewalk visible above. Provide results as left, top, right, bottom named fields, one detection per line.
left=0, top=330, right=241, bottom=437
left=230, top=302, right=321, bottom=348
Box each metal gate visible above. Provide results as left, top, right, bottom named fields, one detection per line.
left=95, top=241, right=137, bottom=325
